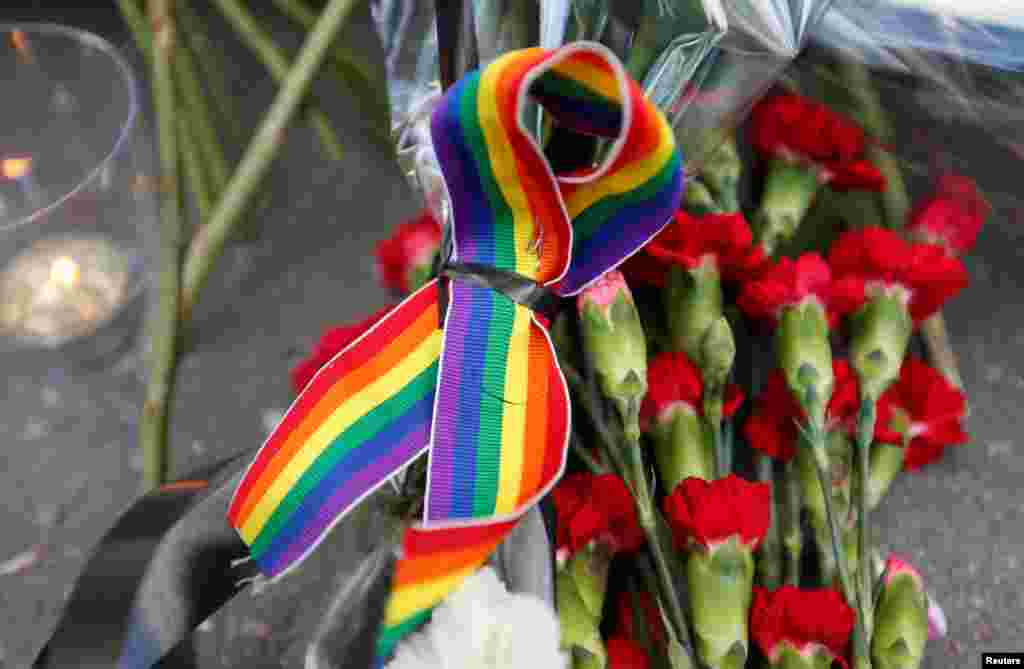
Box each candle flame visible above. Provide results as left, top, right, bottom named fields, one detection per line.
left=1, top=157, right=32, bottom=180
left=50, top=256, right=80, bottom=289
left=10, top=30, right=34, bottom=64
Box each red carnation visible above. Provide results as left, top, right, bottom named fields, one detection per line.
left=750, top=586, right=855, bottom=667
left=617, top=590, right=667, bottom=649
left=374, top=209, right=442, bottom=294
left=551, top=473, right=644, bottom=558
left=738, top=253, right=841, bottom=328
left=875, top=357, right=969, bottom=470
left=290, top=305, right=394, bottom=393
left=662, top=474, right=771, bottom=551
left=743, top=360, right=869, bottom=461
left=624, top=211, right=769, bottom=287
left=828, top=227, right=969, bottom=324
left=908, top=174, right=990, bottom=256
left=607, top=637, right=649, bottom=669
left=749, top=93, right=885, bottom=192
left=640, top=351, right=744, bottom=429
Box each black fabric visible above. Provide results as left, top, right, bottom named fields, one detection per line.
left=440, top=261, right=564, bottom=323
left=33, top=454, right=257, bottom=669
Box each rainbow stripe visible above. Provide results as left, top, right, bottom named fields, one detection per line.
left=228, top=283, right=443, bottom=577
left=228, top=41, right=684, bottom=663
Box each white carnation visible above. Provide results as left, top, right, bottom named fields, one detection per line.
left=386, top=566, right=568, bottom=669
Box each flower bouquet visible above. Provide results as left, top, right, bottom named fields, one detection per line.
left=34, top=1, right=1023, bottom=668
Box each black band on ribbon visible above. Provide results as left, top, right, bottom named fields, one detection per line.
left=439, top=261, right=563, bottom=324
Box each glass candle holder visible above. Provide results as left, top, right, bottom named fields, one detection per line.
left=0, top=24, right=156, bottom=367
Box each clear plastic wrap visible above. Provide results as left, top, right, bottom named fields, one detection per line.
left=784, top=0, right=1024, bottom=227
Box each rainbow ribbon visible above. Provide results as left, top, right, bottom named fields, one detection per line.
left=228, top=42, right=684, bottom=662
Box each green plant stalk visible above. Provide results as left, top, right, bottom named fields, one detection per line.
left=118, top=0, right=231, bottom=201
left=270, top=0, right=392, bottom=146
left=783, top=459, right=802, bottom=586
left=211, top=0, right=344, bottom=161
left=141, top=0, right=183, bottom=491
left=810, top=424, right=871, bottom=668
left=855, top=399, right=878, bottom=642
left=571, top=431, right=607, bottom=475
left=181, top=0, right=361, bottom=320
left=625, top=439, right=697, bottom=666
left=710, top=414, right=727, bottom=479
left=177, top=116, right=212, bottom=223
left=755, top=454, right=783, bottom=589
left=171, top=11, right=231, bottom=198
left=176, top=0, right=244, bottom=146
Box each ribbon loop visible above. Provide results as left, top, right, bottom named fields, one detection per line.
left=228, top=41, right=685, bottom=662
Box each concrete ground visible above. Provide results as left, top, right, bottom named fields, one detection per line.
left=1, top=3, right=1021, bottom=668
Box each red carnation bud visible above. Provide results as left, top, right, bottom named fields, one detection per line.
left=827, top=226, right=969, bottom=324
left=750, top=586, right=855, bottom=667
left=876, top=357, right=969, bottom=470
left=607, top=636, right=650, bottom=669
left=290, top=305, right=395, bottom=393
left=662, top=474, right=771, bottom=552
left=908, top=174, right=990, bottom=256
left=551, top=473, right=644, bottom=558
left=624, top=211, right=767, bottom=288
left=749, top=93, right=885, bottom=193
left=737, top=253, right=840, bottom=328
left=640, top=351, right=744, bottom=428
left=374, top=209, right=442, bottom=294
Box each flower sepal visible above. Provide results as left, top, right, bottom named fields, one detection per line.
left=771, top=644, right=844, bottom=669
left=867, top=442, right=904, bottom=510
left=872, top=558, right=929, bottom=669
left=702, top=134, right=743, bottom=213
left=557, top=542, right=614, bottom=669
left=756, top=159, right=824, bottom=255
left=849, top=294, right=913, bottom=400
left=776, top=300, right=834, bottom=430
left=650, top=407, right=715, bottom=491
left=579, top=271, right=649, bottom=442
left=666, top=261, right=724, bottom=364
left=687, top=537, right=755, bottom=669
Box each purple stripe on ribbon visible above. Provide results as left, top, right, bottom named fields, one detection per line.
left=263, top=410, right=434, bottom=576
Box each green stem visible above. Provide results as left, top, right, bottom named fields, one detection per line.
left=140, top=0, right=183, bottom=491
left=919, top=312, right=965, bottom=391
left=811, top=425, right=872, bottom=667
left=181, top=0, right=360, bottom=320
left=709, top=413, right=726, bottom=479
left=176, top=0, right=245, bottom=146
left=270, top=0, right=391, bottom=145
left=625, top=440, right=697, bottom=666
left=172, top=5, right=231, bottom=198
left=856, top=399, right=877, bottom=642
left=571, top=431, right=607, bottom=474
left=211, top=0, right=344, bottom=161
left=755, top=455, right=782, bottom=589
left=177, top=115, right=212, bottom=224
left=783, top=460, right=802, bottom=587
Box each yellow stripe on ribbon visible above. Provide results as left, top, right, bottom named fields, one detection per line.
left=384, top=564, right=482, bottom=626
left=240, top=330, right=444, bottom=543
left=564, top=115, right=676, bottom=219
left=494, top=306, right=532, bottom=514
left=478, top=50, right=543, bottom=279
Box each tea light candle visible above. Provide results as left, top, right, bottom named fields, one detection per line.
left=0, top=236, right=130, bottom=346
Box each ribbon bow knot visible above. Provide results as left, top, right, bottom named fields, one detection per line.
left=228, top=42, right=683, bottom=659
